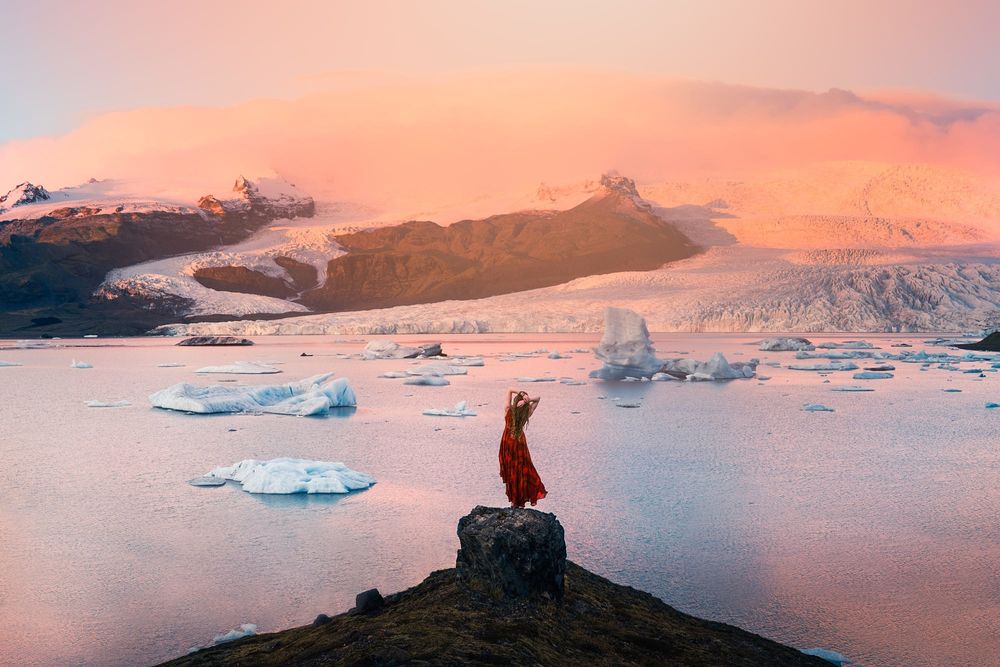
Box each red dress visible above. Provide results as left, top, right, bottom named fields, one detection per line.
left=499, top=406, right=547, bottom=508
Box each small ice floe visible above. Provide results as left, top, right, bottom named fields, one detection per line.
left=788, top=362, right=858, bottom=371
left=615, top=401, right=641, bottom=408
left=84, top=400, right=131, bottom=408
left=853, top=371, right=893, bottom=380
left=796, top=350, right=873, bottom=360
left=195, top=361, right=281, bottom=374
left=891, top=343, right=912, bottom=348
left=362, top=340, right=441, bottom=360
left=799, top=647, right=851, bottom=665
left=570, top=348, right=592, bottom=354
left=516, top=376, right=557, bottom=382
left=449, top=356, right=485, bottom=367
left=157, top=363, right=185, bottom=368
left=379, top=371, right=410, bottom=379
left=548, top=351, right=571, bottom=359
left=817, top=341, right=875, bottom=349
left=942, top=388, right=962, bottom=393
left=559, top=378, right=586, bottom=385
left=83, top=334, right=98, bottom=339
left=651, top=372, right=679, bottom=381
left=759, top=337, right=814, bottom=352
left=831, top=386, right=874, bottom=392
left=757, top=375, right=771, bottom=381
left=864, top=364, right=895, bottom=371
left=0, top=360, right=22, bottom=367
left=404, top=375, right=450, bottom=386
left=149, top=373, right=356, bottom=415
left=206, top=458, right=375, bottom=494
left=188, top=476, right=226, bottom=487
left=407, top=363, right=468, bottom=376
left=803, top=403, right=835, bottom=412
left=986, top=402, right=999, bottom=409
left=423, top=401, right=477, bottom=417
left=70, top=359, right=92, bottom=368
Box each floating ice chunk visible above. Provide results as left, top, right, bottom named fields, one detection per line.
left=84, top=400, right=131, bottom=408
left=207, top=458, right=375, bottom=494
left=559, top=378, right=586, bottom=385
left=195, top=361, right=281, bottom=374
left=942, top=388, right=962, bottom=393
left=831, top=386, right=874, bottom=392
left=570, top=348, right=592, bottom=354
left=423, top=401, right=477, bottom=417
left=149, top=373, right=356, bottom=415
left=516, top=376, right=557, bottom=382
left=0, top=360, right=22, bottom=367
left=547, top=351, right=571, bottom=359
left=799, top=647, right=851, bottom=665
left=615, top=401, right=641, bottom=408
left=157, top=362, right=185, bottom=368
left=796, top=351, right=873, bottom=359
left=188, top=476, right=226, bottom=487
left=589, top=307, right=662, bottom=380
left=407, top=364, right=468, bottom=377
left=651, top=372, right=679, bottom=381
left=403, top=375, right=449, bottom=386
left=759, top=337, right=814, bottom=351
left=803, top=403, right=835, bottom=412
left=448, top=356, right=485, bottom=367
left=362, top=340, right=441, bottom=360
left=757, top=375, right=771, bottom=381
left=211, top=623, right=257, bottom=645
left=70, top=359, right=92, bottom=368
left=379, top=371, right=410, bottom=378
left=788, top=362, right=859, bottom=371
left=864, top=364, right=895, bottom=371
left=986, top=402, right=999, bottom=408
left=817, top=341, right=875, bottom=349
left=853, top=371, right=893, bottom=380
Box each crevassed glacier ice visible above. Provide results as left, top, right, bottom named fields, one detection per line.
left=589, top=307, right=662, bottom=379
left=195, top=361, right=281, bottom=374
left=423, top=400, right=477, bottom=417
left=759, top=337, right=814, bottom=351
left=149, top=373, right=356, bottom=415
left=207, top=458, right=375, bottom=494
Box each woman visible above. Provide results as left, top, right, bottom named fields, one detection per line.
left=499, top=389, right=547, bottom=508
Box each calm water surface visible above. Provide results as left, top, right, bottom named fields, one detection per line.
left=0, top=334, right=997, bottom=666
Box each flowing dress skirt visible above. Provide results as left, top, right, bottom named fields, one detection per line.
left=499, top=422, right=547, bottom=508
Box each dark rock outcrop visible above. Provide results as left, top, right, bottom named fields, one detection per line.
left=192, top=266, right=297, bottom=299
left=456, top=506, right=566, bottom=602
left=955, top=332, right=1000, bottom=351
left=176, top=336, right=254, bottom=346
left=352, top=588, right=385, bottom=614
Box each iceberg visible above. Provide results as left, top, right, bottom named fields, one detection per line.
left=670, top=352, right=757, bottom=381
left=817, top=341, right=875, bottom=349
left=206, top=458, right=375, bottom=494
left=589, top=307, right=663, bottom=380
left=84, top=400, right=131, bottom=408
left=149, top=373, right=356, bottom=415
left=403, top=375, right=449, bottom=386
left=547, top=351, right=571, bottom=359
left=157, top=362, right=185, bottom=368
left=423, top=401, right=477, bottom=417
left=379, top=371, right=410, bottom=378
left=853, top=371, right=893, bottom=380
left=516, top=376, right=557, bottom=382
left=195, top=361, right=281, bottom=374
left=759, top=337, right=814, bottom=351
left=863, top=364, right=896, bottom=371
left=362, top=340, right=442, bottom=360
left=788, top=362, right=859, bottom=371
left=803, top=403, right=835, bottom=412
left=406, top=364, right=468, bottom=377
left=70, top=359, right=93, bottom=368
left=986, top=402, right=999, bottom=409
left=448, top=356, right=485, bottom=367
left=0, top=360, right=22, bottom=367
left=831, top=386, right=874, bottom=392
left=799, top=647, right=851, bottom=665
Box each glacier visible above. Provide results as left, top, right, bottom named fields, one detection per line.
left=149, top=373, right=356, bottom=415
left=206, top=458, right=375, bottom=494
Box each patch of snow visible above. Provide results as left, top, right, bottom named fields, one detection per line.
left=149, top=373, right=356, bottom=415
left=207, top=458, right=374, bottom=494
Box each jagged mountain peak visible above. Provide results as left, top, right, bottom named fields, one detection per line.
left=599, top=173, right=641, bottom=198
left=0, top=182, right=51, bottom=210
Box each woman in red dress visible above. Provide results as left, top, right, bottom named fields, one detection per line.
left=499, top=389, right=547, bottom=508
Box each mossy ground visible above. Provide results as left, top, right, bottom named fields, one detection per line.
left=162, top=562, right=826, bottom=667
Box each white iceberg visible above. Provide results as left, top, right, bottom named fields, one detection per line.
left=195, top=361, right=281, bottom=374
left=589, top=307, right=663, bottom=380
left=547, top=351, right=571, bottom=359
left=0, top=360, right=22, bottom=367
left=149, top=373, right=356, bottom=415
left=516, top=376, right=557, bottom=382
left=817, top=341, right=875, bottom=349
left=379, top=371, right=410, bottom=378
left=788, top=362, right=859, bottom=371
left=70, top=359, right=93, bottom=369
left=157, top=362, right=185, bottom=368
left=853, top=371, right=893, bottom=380
left=84, top=400, right=131, bottom=408
left=403, top=375, right=449, bottom=386
left=559, top=378, right=586, bottom=385
left=362, top=340, right=441, bottom=360
left=759, top=337, right=814, bottom=351
left=423, top=401, right=477, bottom=417
left=803, top=403, right=835, bottom=412
left=669, top=352, right=757, bottom=381
left=448, top=356, right=485, bottom=367
left=831, top=386, right=874, bottom=392
left=406, top=364, right=468, bottom=377
left=207, top=458, right=375, bottom=494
